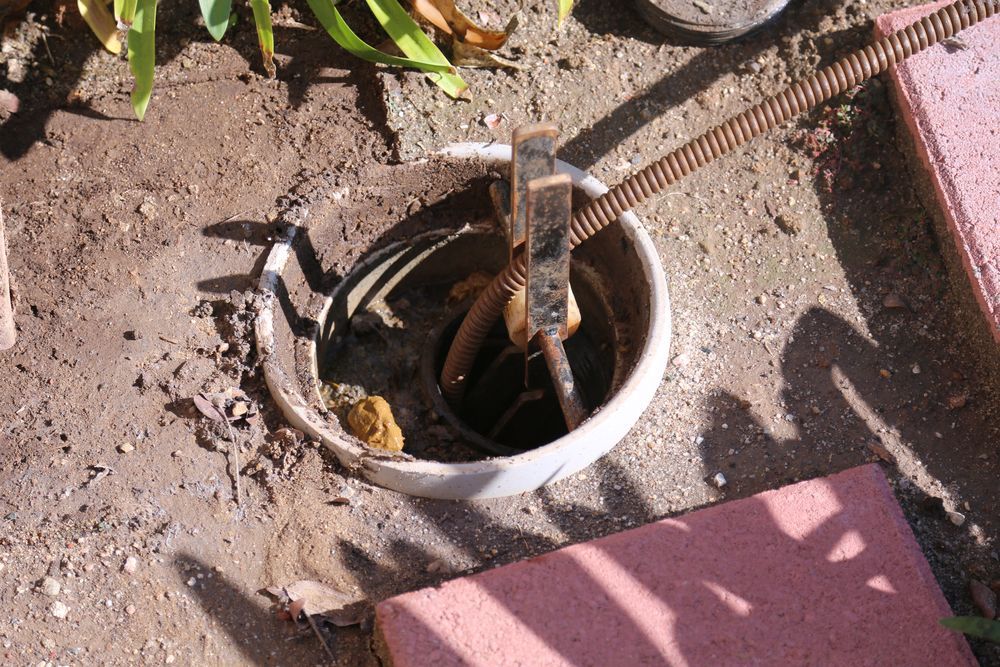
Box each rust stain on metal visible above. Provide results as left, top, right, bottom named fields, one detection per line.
left=536, top=328, right=587, bottom=431
left=510, top=123, right=558, bottom=258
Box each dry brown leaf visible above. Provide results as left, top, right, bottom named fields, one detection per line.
left=265, top=580, right=368, bottom=627
left=192, top=389, right=257, bottom=423
left=451, top=40, right=523, bottom=70
left=447, top=271, right=493, bottom=304
left=410, top=0, right=517, bottom=50
left=868, top=441, right=895, bottom=464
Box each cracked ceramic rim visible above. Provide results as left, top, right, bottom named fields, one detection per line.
left=254, top=143, right=671, bottom=499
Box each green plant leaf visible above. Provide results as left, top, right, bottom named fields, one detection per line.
left=78, top=0, right=123, bottom=54
left=307, top=0, right=455, bottom=76
left=940, top=617, right=1000, bottom=643
left=557, top=0, right=573, bottom=24
left=364, top=0, right=467, bottom=98
left=127, top=0, right=157, bottom=121
left=198, top=0, right=232, bottom=41
left=249, top=0, right=276, bottom=77
left=114, top=0, right=138, bottom=25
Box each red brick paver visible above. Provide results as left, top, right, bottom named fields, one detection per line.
left=376, top=465, right=972, bottom=666
left=877, top=1, right=1000, bottom=343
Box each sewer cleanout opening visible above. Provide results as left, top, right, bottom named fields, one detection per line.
left=313, top=222, right=644, bottom=463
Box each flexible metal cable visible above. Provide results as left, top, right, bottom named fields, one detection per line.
left=440, top=0, right=998, bottom=404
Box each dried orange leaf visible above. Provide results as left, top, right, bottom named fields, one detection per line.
left=410, top=0, right=516, bottom=50
left=78, top=0, right=123, bottom=54
left=451, top=39, right=522, bottom=69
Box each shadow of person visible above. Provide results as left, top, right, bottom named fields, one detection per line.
left=559, top=0, right=858, bottom=170
left=174, top=552, right=373, bottom=665
left=369, top=464, right=919, bottom=665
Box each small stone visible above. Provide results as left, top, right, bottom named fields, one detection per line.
left=137, top=198, right=157, bottom=220
left=911, top=364, right=921, bottom=375
left=970, top=579, right=997, bottom=619
left=947, top=394, right=968, bottom=410
left=710, top=472, right=727, bottom=488
left=882, top=293, right=907, bottom=309
left=41, top=637, right=56, bottom=649
left=774, top=213, right=800, bottom=235
left=692, top=0, right=714, bottom=14
left=186, top=577, right=196, bottom=587
left=746, top=60, right=762, bottom=74
left=165, top=655, right=176, bottom=665
left=671, top=353, right=689, bottom=367
left=123, top=556, right=140, bottom=574
left=755, top=294, right=767, bottom=305
left=947, top=510, right=966, bottom=526
left=119, top=443, right=135, bottom=454
left=126, top=604, right=137, bottom=615
left=50, top=601, right=69, bottom=619
left=879, top=369, right=891, bottom=379
left=39, top=576, right=61, bottom=597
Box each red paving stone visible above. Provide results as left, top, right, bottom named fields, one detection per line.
left=376, top=465, right=973, bottom=666
left=876, top=2, right=1000, bottom=344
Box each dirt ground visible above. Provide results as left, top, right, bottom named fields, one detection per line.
left=1, top=0, right=997, bottom=665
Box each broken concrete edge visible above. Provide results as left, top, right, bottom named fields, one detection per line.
left=253, top=142, right=672, bottom=499
left=373, top=465, right=976, bottom=665
left=875, top=2, right=1000, bottom=346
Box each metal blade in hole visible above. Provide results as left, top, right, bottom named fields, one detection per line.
left=509, top=124, right=558, bottom=257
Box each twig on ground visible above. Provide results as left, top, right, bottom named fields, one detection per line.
left=0, top=201, right=15, bottom=351
left=208, top=403, right=243, bottom=511
left=303, top=612, right=338, bottom=664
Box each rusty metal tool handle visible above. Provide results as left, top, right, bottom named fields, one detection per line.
left=525, top=173, right=587, bottom=430
left=0, top=203, right=14, bottom=351
left=536, top=328, right=587, bottom=431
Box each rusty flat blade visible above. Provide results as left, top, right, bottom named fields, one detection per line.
left=510, top=123, right=558, bottom=258
left=525, top=173, right=572, bottom=341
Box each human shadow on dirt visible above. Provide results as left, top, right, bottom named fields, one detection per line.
left=691, top=75, right=999, bottom=660
left=560, top=0, right=856, bottom=170
left=175, top=553, right=355, bottom=665
left=329, top=457, right=933, bottom=664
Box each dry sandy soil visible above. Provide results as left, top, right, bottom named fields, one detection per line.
left=1, top=0, right=997, bottom=665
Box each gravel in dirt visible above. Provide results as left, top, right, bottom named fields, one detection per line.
left=1, top=0, right=998, bottom=665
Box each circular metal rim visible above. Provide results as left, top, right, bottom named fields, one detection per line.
left=633, top=0, right=792, bottom=45
left=254, top=143, right=671, bottom=499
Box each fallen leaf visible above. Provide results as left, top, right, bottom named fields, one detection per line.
left=410, top=0, right=517, bottom=50
left=264, top=580, right=368, bottom=627
left=288, top=597, right=307, bottom=620
left=192, top=389, right=257, bottom=423
left=451, top=40, right=523, bottom=69
left=481, top=112, right=503, bottom=129
left=84, top=464, right=114, bottom=487
left=882, top=293, right=907, bottom=309
left=868, top=441, right=895, bottom=464
left=448, top=271, right=493, bottom=304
